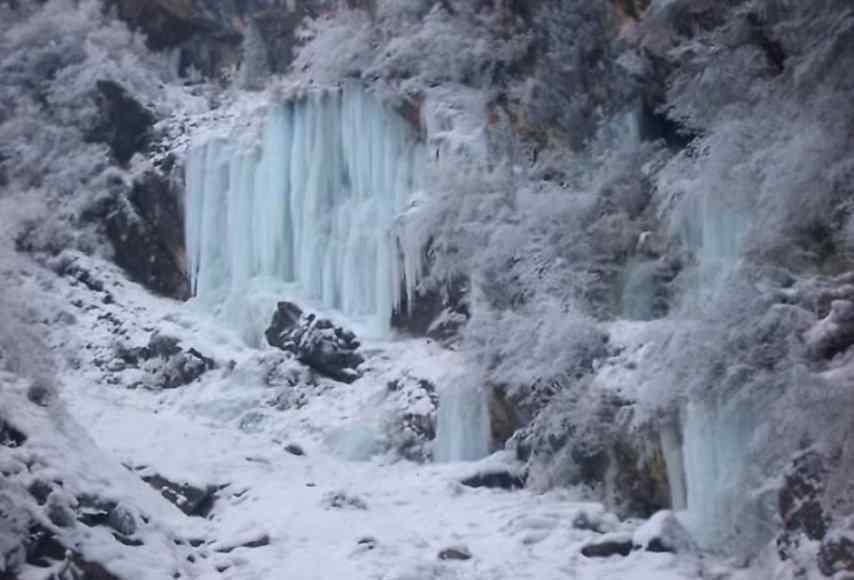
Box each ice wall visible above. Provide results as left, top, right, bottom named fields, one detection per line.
left=185, top=87, right=427, bottom=340
left=435, top=382, right=490, bottom=462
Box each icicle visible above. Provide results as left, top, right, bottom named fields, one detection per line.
left=185, top=86, right=427, bottom=338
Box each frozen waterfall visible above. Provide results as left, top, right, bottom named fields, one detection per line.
left=435, top=382, right=490, bottom=462
left=665, top=188, right=768, bottom=550
left=185, top=87, right=427, bottom=341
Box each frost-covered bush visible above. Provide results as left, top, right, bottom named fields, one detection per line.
left=0, top=0, right=176, bottom=258
left=523, top=0, right=634, bottom=150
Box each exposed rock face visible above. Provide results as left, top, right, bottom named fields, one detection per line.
left=487, top=385, right=520, bottom=449
left=513, top=392, right=671, bottom=518
left=778, top=451, right=831, bottom=550
left=107, top=0, right=320, bottom=79
left=87, top=80, right=156, bottom=166
left=777, top=450, right=833, bottom=570
left=265, top=302, right=364, bottom=384
left=391, top=277, right=470, bottom=346
left=103, top=170, right=191, bottom=300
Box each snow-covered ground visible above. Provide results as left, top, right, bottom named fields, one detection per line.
left=8, top=253, right=728, bottom=580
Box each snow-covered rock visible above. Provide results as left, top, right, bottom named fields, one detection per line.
left=633, top=510, right=697, bottom=554
left=265, top=301, right=364, bottom=384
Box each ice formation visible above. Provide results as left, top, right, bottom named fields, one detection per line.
left=667, top=191, right=764, bottom=549
left=185, top=87, right=427, bottom=340
left=435, top=381, right=490, bottom=462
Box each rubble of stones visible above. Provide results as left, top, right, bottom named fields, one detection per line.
left=116, top=332, right=215, bottom=390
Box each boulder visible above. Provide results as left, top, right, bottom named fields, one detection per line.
left=438, top=545, right=472, bottom=561
left=580, top=533, right=635, bottom=558
left=284, top=443, right=305, bottom=456
left=461, top=469, right=525, bottom=490
left=265, top=302, right=364, bottom=384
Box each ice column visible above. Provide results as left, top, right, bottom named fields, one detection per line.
left=185, top=87, right=427, bottom=339
left=680, top=396, right=763, bottom=549
left=436, top=382, right=490, bottom=462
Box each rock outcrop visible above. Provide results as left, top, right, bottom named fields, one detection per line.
left=391, top=276, right=470, bottom=346
left=87, top=80, right=156, bottom=166
left=102, top=170, right=191, bottom=300
left=107, top=0, right=319, bottom=79
left=265, top=302, right=364, bottom=384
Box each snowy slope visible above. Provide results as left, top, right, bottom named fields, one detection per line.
left=0, top=252, right=725, bottom=580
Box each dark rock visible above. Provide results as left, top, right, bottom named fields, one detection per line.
left=438, top=545, right=472, bottom=561
left=64, top=552, right=124, bottom=580
left=580, top=535, right=635, bottom=558
left=779, top=451, right=830, bottom=540
left=819, top=534, right=854, bottom=577
left=25, top=524, right=67, bottom=568
left=265, top=302, right=364, bottom=383
left=607, top=437, right=672, bottom=519
left=461, top=469, right=525, bottom=490
left=87, top=80, right=156, bottom=166
left=27, top=480, right=53, bottom=506
left=392, top=275, right=469, bottom=345
left=777, top=450, right=831, bottom=562
left=26, top=379, right=55, bottom=407
left=141, top=474, right=220, bottom=518
left=487, top=385, right=520, bottom=449
left=0, top=420, right=26, bottom=448
left=103, top=171, right=191, bottom=300
left=284, top=444, right=305, bottom=456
